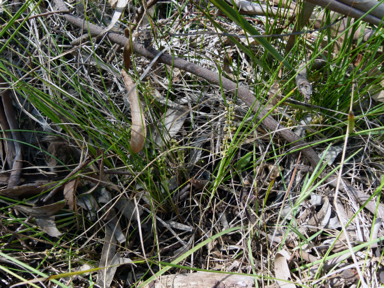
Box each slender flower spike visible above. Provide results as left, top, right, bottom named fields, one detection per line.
left=348, top=110, right=355, bottom=135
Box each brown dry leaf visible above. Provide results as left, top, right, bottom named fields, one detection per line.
left=274, top=250, right=296, bottom=288
left=35, top=216, right=62, bottom=237
left=267, top=163, right=283, bottom=180
left=0, top=182, right=55, bottom=198
left=14, top=202, right=66, bottom=217
left=63, top=179, right=77, bottom=211
left=121, top=69, right=146, bottom=153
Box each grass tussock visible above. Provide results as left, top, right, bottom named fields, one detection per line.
left=0, top=0, right=384, bottom=287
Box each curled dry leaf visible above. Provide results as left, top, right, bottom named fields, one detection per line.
left=100, top=253, right=133, bottom=288
left=77, top=194, right=98, bottom=221
left=35, top=216, right=62, bottom=237
left=307, top=197, right=332, bottom=229
left=63, top=179, right=77, bottom=211
left=104, top=208, right=126, bottom=244
left=0, top=182, right=55, bottom=198
left=275, top=250, right=296, bottom=288
left=14, top=202, right=66, bottom=217
left=121, top=70, right=146, bottom=153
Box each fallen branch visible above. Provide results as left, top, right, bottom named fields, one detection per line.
left=305, top=0, right=383, bottom=26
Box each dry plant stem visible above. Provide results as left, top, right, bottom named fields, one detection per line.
left=133, top=197, right=157, bottom=283
left=312, top=12, right=376, bottom=42
left=333, top=84, right=367, bottom=288
left=241, top=0, right=376, bottom=42
left=53, top=0, right=384, bottom=214
left=144, top=272, right=256, bottom=288
left=370, top=218, right=382, bottom=249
